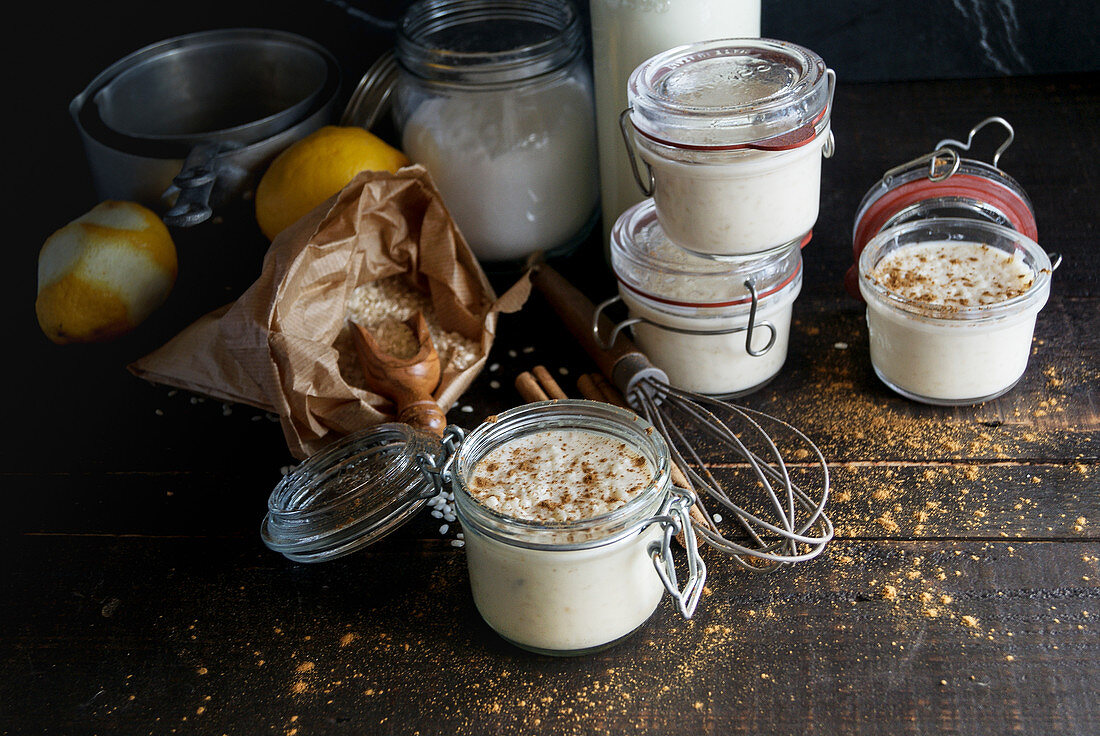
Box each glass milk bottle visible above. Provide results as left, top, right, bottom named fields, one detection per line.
left=589, top=0, right=761, bottom=247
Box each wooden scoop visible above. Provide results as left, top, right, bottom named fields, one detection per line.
left=351, top=312, right=446, bottom=437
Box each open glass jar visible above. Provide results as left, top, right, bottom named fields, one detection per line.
left=858, top=218, right=1054, bottom=405
left=262, top=400, right=705, bottom=656
left=623, top=38, right=834, bottom=258
left=847, top=117, right=1038, bottom=299
left=601, top=198, right=803, bottom=397
left=452, top=401, right=704, bottom=655
left=345, top=0, right=599, bottom=265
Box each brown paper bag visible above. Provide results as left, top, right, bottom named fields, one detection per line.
left=130, top=165, right=530, bottom=458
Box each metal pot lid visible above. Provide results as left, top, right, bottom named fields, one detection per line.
left=627, top=38, right=833, bottom=150
left=261, top=424, right=460, bottom=563
left=71, top=28, right=341, bottom=160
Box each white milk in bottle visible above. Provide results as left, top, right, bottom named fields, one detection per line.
left=589, top=0, right=761, bottom=247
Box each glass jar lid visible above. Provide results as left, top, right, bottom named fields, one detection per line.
left=845, top=117, right=1039, bottom=300
left=610, top=198, right=803, bottom=308
left=627, top=38, right=832, bottom=150
left=261, top=423, right=448, bottom=562
left=852, top=157, right=1036, bottom=255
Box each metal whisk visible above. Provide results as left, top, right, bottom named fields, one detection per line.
left=532, top=264, right=833, bottom=572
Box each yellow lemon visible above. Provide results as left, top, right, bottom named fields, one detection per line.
left=36, top=201, right=177, bottom=344
left=255, top=126, right=410, bottom=240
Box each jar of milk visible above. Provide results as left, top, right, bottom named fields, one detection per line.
left=346, top=0, right=599, bottom=265
left=603, top=199, right=803, bottom=397
left=624, top=39, right=835, bottom=258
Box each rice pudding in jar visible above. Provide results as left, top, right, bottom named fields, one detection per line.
left=858, top=218, right=1053, bottom=405
left=625, top=39, right=834, bottom=257
left=609, top=199, right=802, bottom=397
left=451, top=400, right=705, bottom=656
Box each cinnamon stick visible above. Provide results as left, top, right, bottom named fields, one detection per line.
left=514, top=372, right=549, bottom=403
left=532, top=365, right=569, bottom=400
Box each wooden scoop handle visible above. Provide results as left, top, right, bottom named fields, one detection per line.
left=351, top=315, right=446, bottom=438
left=395, top=398, right=447, bottom=438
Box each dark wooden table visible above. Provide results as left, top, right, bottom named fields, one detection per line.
left=5, top=16, right=1098, bottom=733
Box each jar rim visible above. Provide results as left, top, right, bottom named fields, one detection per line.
left=396, top=0, right=583, bottom=84
left=451, top=400, right=672, bottom=550
left=857, top=218, right=1052, bottom=321
left=627, top=38, right=831, bottom=149
left=610, top=198, right=805, bottom=308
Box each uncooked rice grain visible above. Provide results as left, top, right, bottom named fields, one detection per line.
left=342, top=276, right=481, bottom=386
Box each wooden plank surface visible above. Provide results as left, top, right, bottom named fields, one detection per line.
left=3, top=535, right=1097, bottom=735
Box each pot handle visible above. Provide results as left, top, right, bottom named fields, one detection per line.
left=162, top=142, right=240, bottom=228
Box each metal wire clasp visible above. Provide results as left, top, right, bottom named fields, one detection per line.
left=882, top=116, right=1017, bottom=189
left=415, top=425, right=465, bottom=497
left=592, top=295, right=641, bottom=350
left=882, top=147, right=960, bottom=187
left=592, top=288, right=777, bottom=358
left=647, top=486, right=707, bottom=619
left=935, top=116, right=1015, bottom=169
left=620, top=107, right=655, bottom=196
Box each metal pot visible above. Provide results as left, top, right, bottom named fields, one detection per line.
left=70, top=29, right=341, bottom=227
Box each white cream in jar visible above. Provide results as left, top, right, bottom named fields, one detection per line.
left=858, top=219, right=1053, bottom=404
left=609, top=199, right=802, bottom=397
left=626, top=39, right=834, bottom=257
left=452, top=401, right=704, bottom=655
left=643, top=134, right=827, bottom=255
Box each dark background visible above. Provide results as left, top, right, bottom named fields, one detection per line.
left=17, top=0, right=1100, bottom=240
left=9, top=0, right=1100, bottom=468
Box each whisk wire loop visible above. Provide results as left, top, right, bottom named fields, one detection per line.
left=630, top=377, right=833, bottom=571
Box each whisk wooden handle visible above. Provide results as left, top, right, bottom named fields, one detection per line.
left=531, top=264, right=667, bottom=396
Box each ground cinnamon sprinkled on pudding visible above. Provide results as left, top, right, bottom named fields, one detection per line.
left=869, top=241, right=1035, bottom=308
left=467, top=430, right=653, bottom=522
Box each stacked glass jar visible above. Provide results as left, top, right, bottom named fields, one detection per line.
left=608, top=39, right=835, bottom=397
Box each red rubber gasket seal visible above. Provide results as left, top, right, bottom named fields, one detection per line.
left=845, top=174, right=1038, bottom=300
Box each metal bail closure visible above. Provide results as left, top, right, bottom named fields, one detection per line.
left=593, top=290, right=777, bottom=358
left=935, top=115, right=1015, bottom=169
left=620, top=107, right=655, bottom=197
left=592, top=295, right=641, bottom=350
left=647, top=487, right=707, bottom=618
left=261, top=423, right=457, bottom=563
